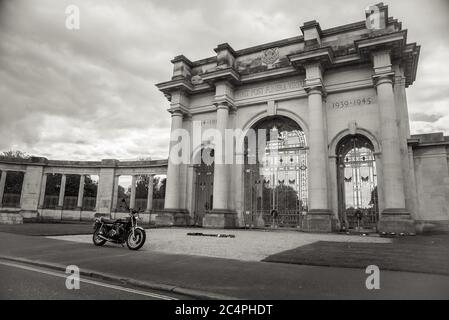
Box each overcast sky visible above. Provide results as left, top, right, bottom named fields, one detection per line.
left=0, top=0, right=448, bottom=160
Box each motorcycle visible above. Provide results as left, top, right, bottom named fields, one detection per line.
left=92, top=199, right=146, bottom=250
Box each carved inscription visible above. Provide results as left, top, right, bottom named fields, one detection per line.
left=328, top=96, right=376, bottom=110
left=235, top=79, right=304, bottom=100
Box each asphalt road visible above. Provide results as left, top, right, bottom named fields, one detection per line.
left=0, top=260, right=186, bottom=300
left=1, top=232, right=449, bottom=299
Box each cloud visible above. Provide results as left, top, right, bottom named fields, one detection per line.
left=0, top=0, right=448, bottom=161
left=410, top=113, right=443, bottom=123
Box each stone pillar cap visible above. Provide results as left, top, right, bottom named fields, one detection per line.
left=170, top=55, right=193, bottom=67
left=300, top=20, right=323, bottom=36
left=214, top=43, right=237, bottom=56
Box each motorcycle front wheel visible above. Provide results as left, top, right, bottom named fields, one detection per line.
left=126, top=229, right=146, bottom=250
left=93, top=228, right=107, bottom=246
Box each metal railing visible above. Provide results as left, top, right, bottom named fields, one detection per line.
left=63, top=196, right=77, bottom=210
left=244, top=209, right=305, bottom=228
left=43, top=195, right=59, bottom=209
left=346, top=210, right=378, bottom=230
left=1, top=193, right=21, bottom=208
left=82, top=197, right=96, bottom=211
left=153, top=198, right=165, bottom=210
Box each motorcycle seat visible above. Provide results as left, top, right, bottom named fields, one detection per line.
left=101, top=217, right=129, bottom=224
left=101, top=218, right=117, bottom=224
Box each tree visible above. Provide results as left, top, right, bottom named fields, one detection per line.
left=45, top=174, right=61, bottom=196
left=64, top=175, right=81, bottom=196
left=83, top=176, right=98, bottom=197
left=134, top=175, right=166, bottom=199
left=369, top=186, right=378, bottom=207
left=136, top=175, right=149, bottom=199
left=0, top=150, right=29, bottom=159
left=44, top=174, right=98, bottom=197
left=153, top=177, right=166, bottom=199
left=4, top=171, right=24, bottom=194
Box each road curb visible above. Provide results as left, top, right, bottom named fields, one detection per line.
left=0, top=254, right=237, bottom=300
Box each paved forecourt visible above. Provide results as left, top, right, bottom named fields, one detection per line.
left=48, top=227, right=391, bottom=261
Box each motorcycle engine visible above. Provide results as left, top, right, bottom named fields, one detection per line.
left=107, top=229, right=117, bottom=238
left=107, top=224, right=124, bottom=239
left=117, top=225, right=125, bottom=237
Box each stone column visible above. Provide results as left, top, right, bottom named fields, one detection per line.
left=0, top=170, right=7, bottom=207
left=20, top=159, right=46, bottom=220
left=130, top=175, right=137, bottom=209
left=373, top=51, right=414, bottom=234
left=38, top=173, right=47, bottom=209
left=111, top=175, right=119, bottom=211
left=146, top=175, right=154, bottom=212
left=307, top=87, right=329, bottom=209
left=76, top=175, right=85, bottom=209
left=303, top=63, right=332, bottom=232
left=57, top=174, right=66, bottom=209
left=157, top=108, right=189, bottom=226
left=212, top=103, right=230, bottom=210
left=95, top=159, right=117, bottom=217
left=164, top=110, right=183, bottom=209
left=203, top=102, right=237, bottom=228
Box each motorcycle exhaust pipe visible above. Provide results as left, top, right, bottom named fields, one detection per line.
left=98, top=234, right=110, bottom=241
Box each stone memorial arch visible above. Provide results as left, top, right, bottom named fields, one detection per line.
left=155, top=4, right=449, bottom=234
left=2, top=4, right=449, bottom=234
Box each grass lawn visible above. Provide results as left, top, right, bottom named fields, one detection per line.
left=0, top=222, right=94, bottom=236
left=263, top=233, right=449, bottom=275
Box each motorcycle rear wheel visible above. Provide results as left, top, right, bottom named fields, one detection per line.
left=93, top=229, right=107, bottom=246
left=126, top=229, right=146, bottom=250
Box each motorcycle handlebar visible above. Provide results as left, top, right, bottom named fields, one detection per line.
left=121, top=199, right=144, bottom=214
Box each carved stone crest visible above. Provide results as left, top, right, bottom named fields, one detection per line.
left=191, top=74, right=203, bottom=85
left=261, top=47, right=280, bottom=66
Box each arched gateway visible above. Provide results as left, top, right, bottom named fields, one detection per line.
left=154, top=4, right=436, bottom=234
left=243, top=116, right=308, bottom=228
left=336, top=134, right=378, bottom=231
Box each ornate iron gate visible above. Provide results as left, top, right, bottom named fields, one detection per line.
left=337, top=135, right=379, bottom=231
left=243, top=125, right=308, bottom=229
left=194, top=163, right=214, bottom=226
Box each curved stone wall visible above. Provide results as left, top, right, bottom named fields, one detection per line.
left=0, top=157, right=167, bottom=224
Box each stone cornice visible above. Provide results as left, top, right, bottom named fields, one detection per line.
left=155, top=78, right=193, bottom=97
left=408, top=140, right=449, bottom=148
left=355, top=30, right=407, bottom=60
left=213, top=97, right=236, bottom=110
left=214, top=43, right=237, bottom=56
left=168, top=105, right=190, bottom=117
left=408, top=133, right=449, bottom=148
left=170, top=55, right=194, bottom=67
left=0, top=157, right=168, bottom=169
left=187, top=17, right=402, bottom=63
left=201, top=67, right=241, bottom=85
left=156, top=15, right=420, bottom=97
left=401, top=42, right=420, bottom=87
left=288, top=47, right=335, bottom=70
